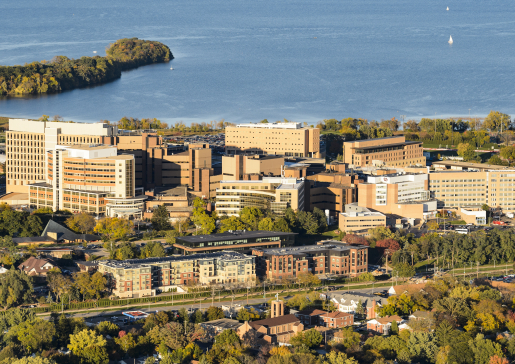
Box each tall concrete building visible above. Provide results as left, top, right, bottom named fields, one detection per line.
left=428, top=170, right=515, bottom=211
left=28, top=144, right=146, bottom=218
left=343, top=136, right=425, bottom=168
left=357, top=173, right=437, bottom=223
left=225, top=122, right=321, bottom=158
left=216, top=177, right=306, bottom=216
left=6, top=119, right=213, bottom=203
left=7, top=119, right=117, bottom=194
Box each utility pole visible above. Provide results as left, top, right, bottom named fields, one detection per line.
left=477, top=262, right=479, bottom=279
left=247, top=286, right=250, bottom=306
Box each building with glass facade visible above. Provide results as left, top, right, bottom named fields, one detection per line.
left=174, top=230, right=296, bottom=255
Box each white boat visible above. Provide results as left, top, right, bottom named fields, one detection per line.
left=448, top=35, right=453, bottom=44
left=447, top=6, right=449, bottom=10
left=93, top=51, right=97, bottom=53
left=170, top=67, right=174, bottom=70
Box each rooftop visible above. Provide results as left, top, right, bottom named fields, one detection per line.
left=431, top=160, right=507, bottom=170
left=234, top=122, right=303, bottom=130
left=352, top=141, right=421, bottom=150
left=201, top=318, right=245, bottom=330
left=253, top=240, right=368, bottom=256
left=176, top=230, right=296, bottom=244
left=249, top=314, right=300, bottom=329
left=98, top=250, right=252, bottom=269
left=340, top=211, right=385, bottom=217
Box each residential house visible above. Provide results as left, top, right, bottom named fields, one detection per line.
left=295, top=309, right=327, bottom=326
left=409, top=311, right=432, bottom=321
left=18, top=257, right=57, bottom=277
left=321, top=292, right=387, bottom=319
left=321, top=311, right=354, bottom=328
left=367, top=316, right=404, bottom=335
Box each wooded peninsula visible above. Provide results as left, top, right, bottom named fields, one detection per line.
left=0, top=38, right=172, bottom=95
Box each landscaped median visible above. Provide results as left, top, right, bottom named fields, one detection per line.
left=33, top=279, right=394, bottom=316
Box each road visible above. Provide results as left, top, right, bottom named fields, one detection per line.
left=46, top=286, right=381, bottom=325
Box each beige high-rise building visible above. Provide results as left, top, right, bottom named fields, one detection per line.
left=428, top=170, right=515, bottom=212
left=6, top=119, right=213, bottom=204
left=225, top=122, right=321, bottom=158
left=343, top=136, right=425, bottom=167
left=222, top=154, right=285, bottom=180
left=7, top=119, right=117, bottom=194
left=357, top=173, right=437, bottom=222
left=28, top=144, right=146, bottom=218
left=216, top=177, right=306, bottom=216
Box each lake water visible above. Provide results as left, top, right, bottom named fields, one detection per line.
left=1, top=0, right=515, bottom=125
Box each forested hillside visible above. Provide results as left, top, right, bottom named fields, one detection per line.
left=0, top=38, right=172, bottom=95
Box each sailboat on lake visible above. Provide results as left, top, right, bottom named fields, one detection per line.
left=448, top=35, right=453, bottom=44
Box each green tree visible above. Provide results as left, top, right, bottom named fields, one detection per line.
left=151, top=205, right=171, bottom=231
left=96, top=321, right=120, bottom=336
left=390, top=320, right=399, bottom=335
left=193, top=309, right=204, bottom=324
left=257, top=217, right=275, bottom=231
left=205, top=306, right=225, bottom=321
left=457, top=143, right=476, bottom=161
left=66, top=213, right=96, bottom=234
left=9, top=318, right=56, bottom=353
left=392, top=263, right=415, bottom=278
left=483, top=110, right=511, bottom=132
left=219, top=216, right=246, bottom=233
left=73, top=272, right=106, bottom=300
left=0, top=266, right=34, bottom=309
left=236, top=308, right=250, bottom=321
left=140, top=241, right=166, bottom=258
left=337, top=327, right=361, bottom=350
left=9, top=358, right=58, bottom=364
left=239, top=207, right=263, bottom=231
left=94, top=217, right=134, bottom=242
left=115, top=332, right=137, bottom=357
left=321, top=351, right=358, bottom=364
left=68, top=329, right=108, bottom=364
left=290, top=328, right=323, bottom=348
left=468, top=334, right=503, bottom=364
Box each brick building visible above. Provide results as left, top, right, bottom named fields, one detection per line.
left=321, top=311, right=354, bottom=328
left=343, top=136, right=425, bottom=168
left=249, top=300, right=304, bottom=344
left=252, top=240, right=368, bottom=281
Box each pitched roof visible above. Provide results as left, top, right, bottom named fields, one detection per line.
left=323, top=311, right=352, bottom=319
left=409, top=311, right=432, bottom=319
left=296, top=309, right=328, bottom=317
left=375, top=315, right=403, bottom=325
left=17, top=256, right=56, bottom=275
left=41, top=220, right=100, bottom=242
left=201, top=319, right=244, bottom=330
left=328, top=292, right=387, bottom=307
left=249, top=314, right=300, bottom=330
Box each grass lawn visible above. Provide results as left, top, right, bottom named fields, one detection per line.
left=446, top=220, right=466, bottom=225
left=296, top=227, right=340, bottom=246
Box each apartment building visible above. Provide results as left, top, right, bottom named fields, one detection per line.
left=225, top=122, right=321, bottom=158
left=252, top=240, right=368, bottom=281
left=6, top=119, right=117, bottom=194
left=357, top=173, right=437, bottom=222
left=343, top=136, right=425, bottom=168
left=222, top=154, right=285, bottom=180
left=216, top=177, right=306, bottom=216
left=98, top=251, right=256, bottom=298
left=174, top=230, right=296, bottom=255
left=28, top=144, right=146, bottom=218
left=428, top=170, right=515, bottom=212
left=339, top=209, right=386, bottom=236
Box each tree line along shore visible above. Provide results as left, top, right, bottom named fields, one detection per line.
left=0, top=38, right=173, bottom=95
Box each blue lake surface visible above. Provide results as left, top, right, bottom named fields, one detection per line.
left=0, top=0, right=514, bottom=125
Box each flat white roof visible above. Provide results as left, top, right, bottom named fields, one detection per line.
left=235, top=122, right=302, bottom=129
left=340, top=211, right=385, bottom=217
